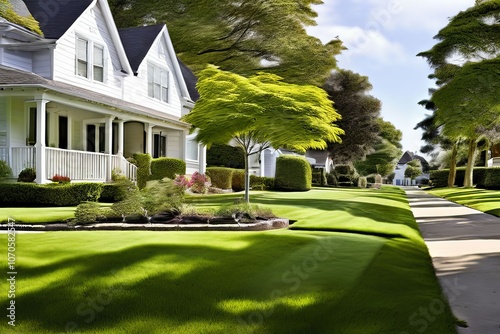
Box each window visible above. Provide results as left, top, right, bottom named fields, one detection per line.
left=27, top=107, right=37, bottom=146
left=76, top=37, right=105, bottom=82
left=76, top=38, right=88, bottom=78
left=186, top=138, right=199, bottom=161
left=148, top=64, right=169, bottom=102
left=93, top=45, right=104, bottom=82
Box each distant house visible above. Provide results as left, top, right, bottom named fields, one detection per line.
left=0, top=0, right=205, bottom=183
left=393, top=151, right=429, bottom=186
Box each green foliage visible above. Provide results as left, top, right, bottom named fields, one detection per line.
left=324, top=70, right=382, bottom=163
left=405, top=165, right=422, bottom=180
left=214, top=203, right=275, bottom=220
left=109, top=0, right=344, bottom=85
left=207, top=144, right=245, bottom=169
left=0, top=0, right=43, bottom=35
left=430, top=167, right=488, bottom=188
left=250, top=175, right=275, bottom=190
left=17, top=167, right=36, bottom=182
left=150, top=157, right=186, bottom=180
left=231, top=169, right=245, bottom=192
left=0, top=183, right=103, bottom=206
left=311, top=167, right=327, bottom=186
left=206, top=167, right=234, bottom=189
left=139, top=179, right=185, bottom=216
left=483, top=168, right=500, bottom=190
left=275, top=156, right=311, bottom=191
left=326, top=172, right=338, bottom=187
left=334, top=164, right=359, bottom=187
left=0, top=160, right=12, bottom=179
left=100, top=178, right=137, bottom=203
left=134, top=153, right=152, bottom=189
left=74, top=202, right=106, bottom=225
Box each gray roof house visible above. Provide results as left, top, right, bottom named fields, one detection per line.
left=0, top=0, right=203, bottom=183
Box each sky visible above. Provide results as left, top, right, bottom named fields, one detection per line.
left=307, top=0, right=476, bottom=159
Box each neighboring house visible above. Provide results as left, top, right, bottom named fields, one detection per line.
left=393, top=151, right=429, bottom=186
left=0, top=0, right=205, bottom=184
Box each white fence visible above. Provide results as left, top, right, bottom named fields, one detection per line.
left=11, top=147, right=36, bottom=177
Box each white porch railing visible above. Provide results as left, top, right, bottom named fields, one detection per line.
left=111, top=155, right=138, bottom=182
left=46, top=148, right=137, bottom=182
left=11, top=147, right=36, bottom=177
left=0, top=147, right=8, bottom=163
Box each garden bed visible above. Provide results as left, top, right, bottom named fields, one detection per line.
left=0, top=218, right=289, bottom=231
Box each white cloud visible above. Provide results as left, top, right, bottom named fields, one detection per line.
left=308, top=25, right=407, bottom=65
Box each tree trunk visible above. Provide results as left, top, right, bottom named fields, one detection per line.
left=244, top=153, right=250, bottom=203
left=447, top=142, right=458, bottom=188
left=463, top=138, right=477, bottom=188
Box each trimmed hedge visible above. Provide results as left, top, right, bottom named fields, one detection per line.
left=206, top=167, right=234, bottom=189
left=207, top=144, right=245, bottom=169
left=275, top=156, right=311, bottom=191
left=250, top=175, right=275, bottom=190
left=312, top=167, right=327, bottom=186
left=134, top=153, right=152, bottom=189
left=150, top=157, right=186, bottom=180
left=231, top=169, right=245, bottom=192
left=430, top=167, right=488, bottom=188
left=0, top=183, right=103, bottom=206
left=484, top=168, right=500, bottom=190
left=334, top=164, right=359, bottom=187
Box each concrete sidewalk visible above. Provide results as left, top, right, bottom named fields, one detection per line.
left=404, top=187, right=500, bottom=334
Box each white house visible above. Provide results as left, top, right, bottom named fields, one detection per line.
left=393, top=151, right=429, bottom=186
left=0, top=0, right=205, bottom=183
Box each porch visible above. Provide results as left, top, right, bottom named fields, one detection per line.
left=0, top=146, right=137, bottom=182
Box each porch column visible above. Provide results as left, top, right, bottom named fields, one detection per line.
left=199, top=144, right=206, bottom=174
left=94, top=124, right=100, bottom=153
left=35, top=99, right=49, bottom=184
left=105, top=116, right=115, bottom=182
left=117, top=120, right=125, bottom=157
left=144, top=123, right=154, bottom=156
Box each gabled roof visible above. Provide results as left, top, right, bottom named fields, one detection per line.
left=118, top=24, right=165, bottom=74
left=178, top=58, right=199, bottom=102
left=398, top=151, right=414, bottom=164
left=23, top=0, right=93, bottom=39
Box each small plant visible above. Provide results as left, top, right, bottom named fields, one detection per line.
left=190, top=172, right=210, bottom=194
left=0, top=160, right=12, bottom=180
left=358, top=177, right=367, bottom=188
left=215, top=203, right=275, bottom=221
left=111, top=168, right=127, bottom=182
left=51, top=174, right=71, bottom=184
left=74, top=201, right=105, bottom=225
left=17, top=167, right=36, bottom=182
left=174, top=174, right=193, bottom=190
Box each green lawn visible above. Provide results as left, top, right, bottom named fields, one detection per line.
left=429, top=187, right=500, bottom=217
left=0, top=187, right=458, bottom=333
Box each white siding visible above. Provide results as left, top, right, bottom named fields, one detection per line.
left=9, top=99, right=26, bottom=147
left=0, top=98, right=7, bottom=147
left=123, top=37, right=183, bottom=118
left=3, top=50, right=32, bottom=71
left=52, top=3, right=123, bottom=98
left=33, top=49, right=53, bottom=79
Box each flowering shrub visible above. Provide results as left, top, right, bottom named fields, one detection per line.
left=190, top=172, right=210, bottom=194
left=51, top=174, right=71, bottom=183
left=174, top=174, right=193, bottom=190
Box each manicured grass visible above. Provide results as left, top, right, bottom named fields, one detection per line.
left=0, top=204, right=112, bottom=224
left=0, top=187, right=458, bottom=333
left=429, top=187, right=500, bottom=217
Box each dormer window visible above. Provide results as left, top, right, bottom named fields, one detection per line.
left=148, top=64, right=169, bottom=103
left=76, top=37, right=106, bottom=83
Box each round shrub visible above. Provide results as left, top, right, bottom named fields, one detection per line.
left=150, top=157, right=186, bottom=180
left=206, top=167, right=234, bottom=189
left=358, top=177, right=367, bottom=188
left=275, top=155, right=311, bottom=191
left=133, top=153, right=152, bottom=189
left=232, top=169, right=245, bottom=192
left=0, top=160, right=12, bottom=180
left=17, top=167, right=36, bottom=182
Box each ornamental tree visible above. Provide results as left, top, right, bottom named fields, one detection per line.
left=181, top=65, right=343, bottom=202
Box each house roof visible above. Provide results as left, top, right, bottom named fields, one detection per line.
left=118, top=24, right=165, bottom=74
left=0, top=65, right=189, bottom=128
left=178, top=58, right=199, bottom=101
left=398, top=151, right=414, bottom=164
left=23, top=0, right=94, bottom=39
